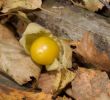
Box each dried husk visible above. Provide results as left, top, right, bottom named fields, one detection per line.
left=20, top=23, right=73, bottom=71
left=59, top=69, right=75, bottom=90
left=46, top=39, right=72, bottom=71
left=20, top=23, right=51, bottom=54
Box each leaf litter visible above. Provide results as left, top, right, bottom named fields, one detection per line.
left=0, top=0, right=110, bottom=100
left=1, top=0, right=42, bottom=13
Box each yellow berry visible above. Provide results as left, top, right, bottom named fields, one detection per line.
left=30, top=36, right=59, bottom=65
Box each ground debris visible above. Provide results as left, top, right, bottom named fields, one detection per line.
left=66, top=67, right=110, bottom=100
left=70, top=33, right=110, bottom=72
left=0, top=84, right=52, bottom=100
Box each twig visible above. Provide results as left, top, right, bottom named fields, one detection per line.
left=99, top=0, right=110, bottom=9
left=70, top=0, right=75, bottom=5
left=0, top=12, right=17, bottom=17
left=40, top=7, right=56, bottom=15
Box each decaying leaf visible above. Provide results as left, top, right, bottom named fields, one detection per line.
left=70, top=32, right=110, bottom=72
left=71, top=0, right=110, bottom=11
left=38, top=71, right=61, bottom=94
left=0, top=23, right=41, bottom=85
left=1, top=0, right=42, bottom=13
left=66, top=67, right=110, bottom=100
left=0, top=84, right=52, bottom=100
left=20, top=23, right=73, bottom=71
left=38, top=69, right=75, bottom=94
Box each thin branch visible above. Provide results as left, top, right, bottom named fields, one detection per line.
left=99, top=0, right=110, bottom=9
left=40, top=7, right=56, bottom=15
left=70, top=0, right=75, bottom=4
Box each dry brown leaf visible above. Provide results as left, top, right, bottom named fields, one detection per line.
left=70, top=32, right=110, bottom=71
left=38, top=71, right=61, bottom=94
left=1, top=0, right=42, bottom=13
left=0, top=84, right=52, bottom=100
left=66, top=67, right=110, bottom=100
left=71, top=0, right=110, bottom=11
left=38, top=69, right=75, bottom=94
left=0, top=24, right=41, bottom=85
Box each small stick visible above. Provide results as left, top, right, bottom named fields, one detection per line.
left=99, top=0, right=110, bottom=9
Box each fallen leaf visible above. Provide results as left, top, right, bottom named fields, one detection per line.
left=38, top=69, right=75, bottom=94
left=0, top=23, right=41, bottom=85
left=1, top=0, right=42, bottom=13
left=70, top=32, right=110, bottom=71
left=66, top=67, right=110, bottom=100
left=38, top=71, right=61, bottom=94
left=71, top=0, right=110, bottom=11
left=0, top=84, right=52, bottom=100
